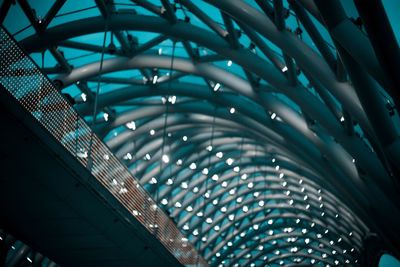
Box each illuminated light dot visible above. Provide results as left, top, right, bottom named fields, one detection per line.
left=126, top=121, right=136, bottom=130
left=161, top=198, right=168, bottom=205
left=175, top=202, right=182, bottom=208
left=241, top=174, right=247, bottom=180
left=193, top=229, right=198, bottom=236
left=271, top=112, right=277, bottom=119
left=186, top=206, right=193, bottom=212
left=166, top=178, right=173, bottom=185
left=189, top=163, right=197, bottom=169
left=206, top=145, right=213, bottom=151
left=242, top=205, right=249, bottom=212
left=176, top=159, right=182, bottom=165
left=162, top=154, right=169, bottom=163
left=230, top=107, right=235, bottom=114
left=226, top=158, right=234, bottom=165
left=213, top=83, right=221, bottom=91
left=216, top=152, right=223, bottom=158
left=182, top=135, right=187, bottom=141
left=222, top=181, right=228, bottom=187
left=268, top=219, right=273, bottom=225
left=150, top=177, right=157, bottom=184
left=206, top=217, right=212, bottom=224
left=197, top=211, right=203, bottom=217
left=221, top=207, right=227, bottom=212
left=181, top=182, right=188, bottom=189
left=212, top=174, right=219, bottom=181
left=259, top=200, right=264, bottom=207
left=248, top=182, right=254, bottom=188
left=202, top=168, right=209, bottom=175
left=227, top=60, right=232, bottom=66
left=214, top=225, right=220, bottom=231
left=150, top=129, right=155, bottom=135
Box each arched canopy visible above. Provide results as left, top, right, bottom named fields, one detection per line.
left=3, top=0, right=400, bottom=266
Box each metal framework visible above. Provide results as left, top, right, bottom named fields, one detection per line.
left=1, top=0, right=400, bottom=266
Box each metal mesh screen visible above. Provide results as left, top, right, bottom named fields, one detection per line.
left=0, top=26, right=207, bottom=267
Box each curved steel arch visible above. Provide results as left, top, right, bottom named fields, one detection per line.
left=4, top=0, right=400, bottom=265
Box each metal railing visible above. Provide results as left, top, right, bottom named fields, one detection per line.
left=0, top=26, right=207, bottom=267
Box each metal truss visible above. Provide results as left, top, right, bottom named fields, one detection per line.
left=3, top=0, right=400, bottom=266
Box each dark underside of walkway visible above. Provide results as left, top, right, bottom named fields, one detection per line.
left=0, top=86, right=182, bottom=267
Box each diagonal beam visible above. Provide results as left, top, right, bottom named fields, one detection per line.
left=0, top=0, right=13, bottom=24
left=42, top=0, right=66, bottom=29
left=130, top=0, right=162, bottom=16
left=177, top=0, right=228, bottom=39
left=160, top=0, right=177, bottom=24
left=221, top=12, right=239, bottom=49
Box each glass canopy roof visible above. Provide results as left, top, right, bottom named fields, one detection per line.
left=2, top=0, right=400, bottom=266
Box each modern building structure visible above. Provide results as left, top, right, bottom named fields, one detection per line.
left=1, top=0, right=400, bottom=266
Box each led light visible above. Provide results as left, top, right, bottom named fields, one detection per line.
left=230, top=107, right=235, bottom=114
left=304, top=195, right=308, bottom=200
left=183, top=224, right=189, bottom=230
left=150, top=129, right=155, bottom=135
left=214, top=225, right=220, bottom=231
left=229, top=188, right=235, bottom=195
left=206, top=145, right=213, bottom=151
left=212, top=174, right=219, bottom=181
left=212, top=199, right=218, bottom=205
left=132, top=210, right=139, bottom=216
left=222, top=181, right=228, bottom=187
left=27, top=257, right=32, bottom=263
left=271, top=112, right=277, bottom=119
left=302, top=228, right=307, bottom=234
left=126, top=121, right=136, bottom=130
left=216, top=152, right=223, bottom=158
left=253, top=224, right=259, bottom=230
left=153, top=75, right=158, bottom=84
left=181, top=182, right=188, bottom=189
left=161, top=198, right=168, bottom=205
left=162, top=154, right=169, bottom=163
left=168, top=95, right=176, bottom=104
left=176, top=159, right=182, bottom=165
left=299, top=179, right=303, bottom=184
left=233, top=166, right=240, bottom=172
left=282, top=66, right=288, bottom=72
left=228, top=241, right=233, bottom=246
left=221, top=207, right=227, bottom=212
left=145, top=153, right=151, bottom=160
left=282, top=181, right=287, bottom=187
left=175, top=202, right=182, bottom=208
left=228, top=214, right=235, bottom=221
left=189, top=163, right=197, bottom=169
left=216, top=252, right=220, bottom=257
left=193, top=187, right=199, bottom=193
left=352, top=158, right=356, bottom=163
left=227, top=60, right=232, bottom=66
left=81, top=92, right=87, bottom=102
left=202, top=236, right=207, bottom=242
left=236, top=197, right=242, bottom=203
left=268, top=219, right=273, bottom=225
left=305, top=238, right=310, bottom=244
left=214, top=83, right=221, bottom=91
left=259, top=200, right=264, bottom=206
left=248, top=182, right=254, bottom=188
left=296, top=218, right=300, bottom=223
left=150, top=177, right=157, bottom=184
left=340, top=116, right=345, bottom=122
left=193, top=229, right=199, bottom=236
left=124, top=153, right=132, bottom=160
left=206, top=217, right=213, bottom=224
left=182, top=135, right=187, bottom=141
left=186, top=206, right=193, bottom=212
left=103, top=113, right=109, bottom=121
left=241, top=173, right=247, bottom=180
left=275, top=165, right=280, bottom=170
left=279, top=173, right=284, bottom=178
left=243, top=205, right=249, bottom=212
left=167, top=178, right=173, bottom=185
